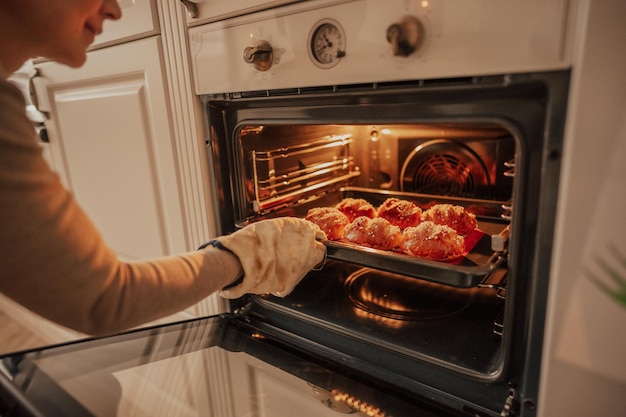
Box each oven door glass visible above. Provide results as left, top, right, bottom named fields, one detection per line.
left=0, top=316, right=461, bottom=417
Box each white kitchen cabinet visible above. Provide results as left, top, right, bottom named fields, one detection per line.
left=27, top=2, right=220, bottom=262
left=35, top=36, right=188, bottom=260
left=91, top=0, right=159, bottom=49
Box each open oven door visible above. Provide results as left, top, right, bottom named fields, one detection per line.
left=0, top=313, right=464, bottom=417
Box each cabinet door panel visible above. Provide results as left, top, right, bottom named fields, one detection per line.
left=36, top=37, right=186, bottom=260
left=93, top=0, right=159, bottom=48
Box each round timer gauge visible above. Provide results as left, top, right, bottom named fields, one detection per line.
left=308, top=19, right=346, bottom=68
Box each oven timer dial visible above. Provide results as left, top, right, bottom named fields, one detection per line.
left=308, top=19, right=346, bottom=69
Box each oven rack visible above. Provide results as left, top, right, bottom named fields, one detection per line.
left=251, top=134, right=359, bottom=213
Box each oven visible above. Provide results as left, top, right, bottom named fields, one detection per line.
left=194, top=0, right=569, bottom=415
left=197, top=76, right=568, bottom=416
left=0, top=1, right=576, bottom=416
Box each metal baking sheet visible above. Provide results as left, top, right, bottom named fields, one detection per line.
left=236, top=187, right=510, bottom=288
left=322, top=218, right=507, bottom=288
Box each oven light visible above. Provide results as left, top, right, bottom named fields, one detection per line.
left=370, top=130, right=379, bottom=142
left=421, top=0, right=430, bottom=8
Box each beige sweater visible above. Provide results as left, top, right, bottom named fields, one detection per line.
left=0, top=76, right=242, bottom=336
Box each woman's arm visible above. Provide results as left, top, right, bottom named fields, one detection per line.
left=0, top=78, right=242, bottom=335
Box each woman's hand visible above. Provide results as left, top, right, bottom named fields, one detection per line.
left=214, top=217, right=326, bottom=298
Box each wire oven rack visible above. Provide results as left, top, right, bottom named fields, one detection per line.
left=250, top=133, right=360, bottom=213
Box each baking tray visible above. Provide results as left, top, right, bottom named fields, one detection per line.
left=237, top=187, right=510, bottom=288
left=323, top=218, right=507, bottom=288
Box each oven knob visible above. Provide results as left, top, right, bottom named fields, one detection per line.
left=243, top=40, right=274, bottom=71
left=386, top=16, right=424, bottom=57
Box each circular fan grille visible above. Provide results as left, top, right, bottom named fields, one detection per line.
left=400, top=139, right=490, bottom=197
left=412, top=153, right=475, bottom=195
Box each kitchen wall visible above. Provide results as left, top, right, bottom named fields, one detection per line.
left=539, top=0, right=626, bottom=415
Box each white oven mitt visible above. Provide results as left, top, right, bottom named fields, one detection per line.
left=216, top=217, right=327, bottom=299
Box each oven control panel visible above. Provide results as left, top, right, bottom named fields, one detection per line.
left=189, top=0, right=570, bottom=95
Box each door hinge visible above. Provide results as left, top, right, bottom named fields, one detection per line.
left=500, top=387, right=519, bottom=417
left=233, top=301, right=253, bottom=317
left=220, top=301, right=254, bottom=321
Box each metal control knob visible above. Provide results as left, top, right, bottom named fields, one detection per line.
left=386, top=16, right=424, bottom=57
left=243, top=40, right=274, bottom=71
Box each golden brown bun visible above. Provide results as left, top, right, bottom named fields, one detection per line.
left=305, top=207, right=350, bottom=241
left=344, top=216, right=402, bottom=250
left=335, top=198, right=377, bottom=222
left=401, top=221, right=465, bottom=261
left=377, top=197, right=422, bottom=230
left=421, top=204, right=477, bottom=235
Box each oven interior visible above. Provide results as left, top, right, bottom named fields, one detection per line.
left=232, top=121, right=513, bottom=376
left=205, top=72, right=568, bottom=415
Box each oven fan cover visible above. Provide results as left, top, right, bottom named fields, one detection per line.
left=400, top=139, right=491, bottom=198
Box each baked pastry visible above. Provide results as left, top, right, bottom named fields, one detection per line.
left=377, top=197, right=422, bottom=230
left=420, top=204, right=477, bottom=235
left=344, top=216, right=402, bottom=250
left=305, top=207, right=350, bottom=240
left=401, top=221, right=465, bottom=261
left=335, top=198, right=377, bottom=222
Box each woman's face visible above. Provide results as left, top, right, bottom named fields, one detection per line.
left=3, top=0, right=121, bottom=68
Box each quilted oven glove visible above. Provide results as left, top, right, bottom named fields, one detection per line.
left=216, top=217, right=327, bottom=299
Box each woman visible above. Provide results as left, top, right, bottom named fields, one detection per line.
left=0, top=0, right=326, bottom=335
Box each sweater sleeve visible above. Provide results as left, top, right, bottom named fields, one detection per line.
left=0, top=78, right=242, bottom=336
